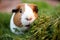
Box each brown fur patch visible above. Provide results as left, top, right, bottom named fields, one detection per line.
left=34, top=12, right=38, bottom=19
left=13, top=12, right=23, bottom=27
left=13, top=4, right=25, bottom=27
left=28, top=4, right=38, bottom=18
left=16, top=4, right=25, bottom=13
left=28, top=4, right=38, bottom=13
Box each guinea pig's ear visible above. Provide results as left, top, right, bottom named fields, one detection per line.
left=12, top=9, right=19, bottom=13
left=33, top=5, right=38, bottom=13
left=12, top=4, right=21, bottom=13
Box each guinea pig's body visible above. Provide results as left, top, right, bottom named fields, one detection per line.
left=10, top=3, right=38, bottom=34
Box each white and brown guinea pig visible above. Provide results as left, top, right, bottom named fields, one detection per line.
left=10, top=3, right=38, bottom=34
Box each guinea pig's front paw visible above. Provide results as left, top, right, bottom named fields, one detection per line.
left=14, top=31, right=24, bottom=35
left=13, top=28, right=24, bottom=35
left=19, top=31, right=24, bottom=35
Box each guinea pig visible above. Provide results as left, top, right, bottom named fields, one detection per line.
left=10, top=3, right=38, bottom=34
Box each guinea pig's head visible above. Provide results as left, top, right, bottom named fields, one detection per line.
left=12, top=3, right=38, bottom=27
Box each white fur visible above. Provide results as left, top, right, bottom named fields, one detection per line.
left=10, top=13, right=27, bottom=34
left=10, top=4, right=36, bottom=34
left=21, top=4, right=35, bottom=25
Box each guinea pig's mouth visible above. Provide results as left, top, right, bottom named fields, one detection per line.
left=25, top=25, right=30, bottom=27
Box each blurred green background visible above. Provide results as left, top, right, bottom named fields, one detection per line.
left=0, top=0, right=60, bottom=40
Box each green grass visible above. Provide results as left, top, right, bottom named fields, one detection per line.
left=0, top=1, right=60, bottom=40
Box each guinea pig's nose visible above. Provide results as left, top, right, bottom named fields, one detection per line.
left=26, top=18, right=32, bottom=21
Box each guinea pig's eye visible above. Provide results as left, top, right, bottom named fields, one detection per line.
left=20, top=9, right=22, bottom=13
